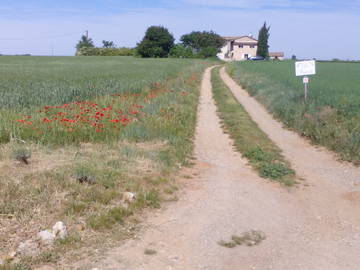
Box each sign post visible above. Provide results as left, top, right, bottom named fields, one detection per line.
left=295, top=60, right=316, bottom=101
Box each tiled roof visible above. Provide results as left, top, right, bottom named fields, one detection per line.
left=223, top=36, right=258, bottom=42
left=269, top=52, right=285, bottom=57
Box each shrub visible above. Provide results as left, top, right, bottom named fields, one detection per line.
left=169, top=44, right=194, bottom=58
left=198, top=47, right=219, bottom=58
left=77, top=47, right=135, bottom=56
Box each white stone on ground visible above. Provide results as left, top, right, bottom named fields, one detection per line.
left=52, top=221, right=68, bottom=239
left=37, top=230, right=56, bottom=245
left=123, top=192, right=136, bottom=203
left=17, top=239, right=40, bottom=256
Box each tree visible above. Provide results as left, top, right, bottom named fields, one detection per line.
left=256, top=22, right=270, bottom=58
left=102, top=40, right=116, bottom=48
left=75, top=35, right=95, bottom=51
left=180, top=31, right=224, bottom=54
left=137, top=26, right=175, bottom=58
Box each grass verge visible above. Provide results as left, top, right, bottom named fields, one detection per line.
left=211, top=67, right=296, bottom=186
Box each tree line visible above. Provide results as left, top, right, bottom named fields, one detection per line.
left=75, top=23, right=270, bottom=59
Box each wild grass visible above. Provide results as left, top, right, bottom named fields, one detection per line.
left=228, top=61, right=360, bottom=165
left=0, top=56, right=213, bottom=267
left=211, top=67, right=295, bottom=186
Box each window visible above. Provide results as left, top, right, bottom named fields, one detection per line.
left=250, top=45, right=255, bottom=48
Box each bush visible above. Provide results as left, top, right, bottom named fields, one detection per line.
left=198, top=47, right=218, bottom=58
left=76, top=47, right=135, bottom=56
left=169, top=44, right=194, bottom=58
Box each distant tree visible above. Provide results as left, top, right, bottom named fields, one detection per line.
left=137, top=26, right=175, bottom=58
left=102, top=40, right=116, bottom=48
left=256, top=22, right=270, bottom=58
left=291, top=55, right=297, bottom=61
left=180, top=31, right=224, bottom=53
left=76, top=35, right=95, bottom=51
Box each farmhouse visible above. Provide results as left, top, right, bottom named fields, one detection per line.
left=218, top=36, right=258, bottom=61
left=218, top=35, right=284, bottom=61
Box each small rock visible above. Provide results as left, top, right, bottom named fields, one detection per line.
left=52, top=221, right=68, bottom=239
left=123, top=192, right=136, bottom=203
left=17, top=239, right=40, bottom=256
left=8, top=251, right=17, bottom=259
left=75, top=223, right=85, bottom=231
left=38, top=230, right=56, bottom=245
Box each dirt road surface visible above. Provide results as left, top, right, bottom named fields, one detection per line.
left=73, top=67, right=360, bottom=270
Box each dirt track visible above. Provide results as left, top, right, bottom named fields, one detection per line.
left=74, top=66, right=360, bottom=270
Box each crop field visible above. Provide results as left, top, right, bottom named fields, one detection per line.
left=0, top=56, right=213, bottom=266
left=228, top=61, right=360, bottom=164
left=0, top=56, right=213, bottom=144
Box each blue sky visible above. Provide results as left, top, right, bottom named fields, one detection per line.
left=0, top=0, right=359, bottom=59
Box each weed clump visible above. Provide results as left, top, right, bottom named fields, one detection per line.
left=218, top=240, right=237, bottom=248
left=87, top=207, right=132, bottom=231
left=231, top=230, right=266, bottom=246
left=144, top=248, right=157, bottom=255
left=73, top=165, right=97, bottom=185
left=12, top=148, right=31, bottom=165
left=259, top=162, right=294, bottom=180
left=219, top=230, right=266, bottom=248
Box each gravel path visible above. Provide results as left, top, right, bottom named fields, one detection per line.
left=73, top=66, right=360, bottom=270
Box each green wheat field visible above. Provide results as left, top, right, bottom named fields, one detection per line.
left=228, top=61, right=360, bottom=164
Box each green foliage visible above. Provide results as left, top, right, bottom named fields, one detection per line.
left=211, top=67, right=295, bottom=185
left=77, top=47, right=135, bottom=56
left=180, top=31, right=225, bottom=52
left=135, top=189, right=161, bottom=208
left=229, top=60, right=360, bottom=164
left=137, top=26, right=175, bottom=58
left=256, top=22, right=270, bottom=58
left=75, top=35, right=95, bottom=52
left=169, top=44, right=194, bottom=58
left=259, top=162, right=294, bottom=180
left=198, top=47, right=218, bottom=58
left=87, top=206, right=131, bottom=230
left=102, top=40, right=116, bottom=48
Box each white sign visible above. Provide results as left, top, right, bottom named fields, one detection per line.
left=303, top=77, right=309, bottom=84
left=295, top=60, right=316, bottom=76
